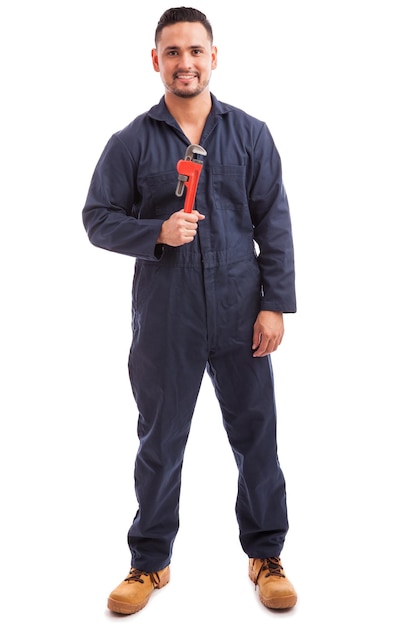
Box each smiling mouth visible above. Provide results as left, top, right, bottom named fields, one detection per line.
left=174, top=73, right=198, bottom=80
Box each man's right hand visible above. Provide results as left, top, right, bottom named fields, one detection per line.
left=157, top=209, right=205, bottom=247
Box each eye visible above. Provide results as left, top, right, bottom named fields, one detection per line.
left=192, top=49, right=203, bottom=55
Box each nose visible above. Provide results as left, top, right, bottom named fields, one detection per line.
left=177, top=52, right=194, bottom=67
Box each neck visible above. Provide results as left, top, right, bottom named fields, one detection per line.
left=164, top=90, right=212, bottom=127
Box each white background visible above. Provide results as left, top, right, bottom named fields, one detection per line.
left=1, top=1, right=416, bottom=624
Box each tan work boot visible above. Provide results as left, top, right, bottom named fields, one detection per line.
left=107, top=566, right=170, bottom=614
left=249, top=557, right=297, bottom=609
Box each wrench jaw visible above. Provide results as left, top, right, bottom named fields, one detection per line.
left=175, top=144, right=207, bottom=209
left=184, top=143, right=207, bottom=162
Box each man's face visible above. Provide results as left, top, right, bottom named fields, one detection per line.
left=152, top=22, right=217, bottom=99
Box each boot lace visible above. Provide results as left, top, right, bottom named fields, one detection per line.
left=256, top=557, right=285, bottom=583
left=125, top=567, right=161, bottom=587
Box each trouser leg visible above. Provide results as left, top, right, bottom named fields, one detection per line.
left=126, top=261, right=208, bottom=572
left=207, top=349, right=289, bottom=558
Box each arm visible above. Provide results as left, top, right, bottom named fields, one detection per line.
left=82, top=134, right=164, bottom=259
left=82, top=134, right=205, bottom=257
left=248, top=124, right=296, bottom=314
left=248, top=124, right=296, bottom=356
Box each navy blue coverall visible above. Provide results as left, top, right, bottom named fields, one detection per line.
left=82, top=94, right=296, bottom=572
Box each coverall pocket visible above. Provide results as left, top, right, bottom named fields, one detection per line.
left=132, top=261, right=161, bottom=310
left=144, top=171, right=182, bottom=218
left=211, top=165, right=249, bottom=213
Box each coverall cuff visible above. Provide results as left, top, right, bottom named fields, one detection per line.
left=260, top=300, right=296, bottom=314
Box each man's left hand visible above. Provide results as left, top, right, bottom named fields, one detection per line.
left=252, top=311, right=284, bottom=357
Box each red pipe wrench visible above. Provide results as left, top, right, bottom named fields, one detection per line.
left=175, top=144, right=207, bottom=213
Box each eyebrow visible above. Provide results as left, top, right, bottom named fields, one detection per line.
left=163, top=45, right=206, bottom=52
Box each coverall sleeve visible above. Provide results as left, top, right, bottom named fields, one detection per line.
left=82, top=134, right=163, bottom=260
left=249, top=124, right=296, bottom=313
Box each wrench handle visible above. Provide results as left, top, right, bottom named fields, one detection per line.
left=176, top=159, right=204, bottom=213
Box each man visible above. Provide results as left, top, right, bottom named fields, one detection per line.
left=82, top=6, right=297, bottom=614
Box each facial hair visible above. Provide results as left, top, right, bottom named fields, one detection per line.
left=164, top=74, right=210, bottom=99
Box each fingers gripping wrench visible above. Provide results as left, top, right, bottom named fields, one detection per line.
left=175, top=144, right=207, bottom=213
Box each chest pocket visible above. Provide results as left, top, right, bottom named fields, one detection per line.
left=211, top=165, right=249, bottom=213
left=140, top=170, right=183, bottom=219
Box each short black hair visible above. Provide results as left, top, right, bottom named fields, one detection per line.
left=155, top=7, right=213, bottom=45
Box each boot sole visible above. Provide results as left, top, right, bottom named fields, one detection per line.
left=258, top=593, right=298, bottom=610
left=107, top=596, right=149, bottom=615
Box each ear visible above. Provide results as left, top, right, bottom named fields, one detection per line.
left=211, top=46, right=218, bottom=70
left=151, top=49, right=160, bottom=72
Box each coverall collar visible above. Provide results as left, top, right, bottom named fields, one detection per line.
left=147, top=93, right=233, bottom=123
